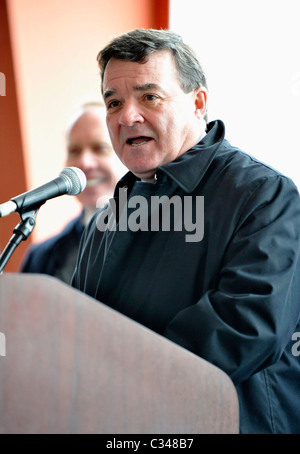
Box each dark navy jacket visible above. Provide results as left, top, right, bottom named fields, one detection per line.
left=72, top=120, right=300, bottom=433
left=21, top=214, right=84, bottom=284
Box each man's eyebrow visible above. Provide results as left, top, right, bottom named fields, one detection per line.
left=103, top=83, right=160, bottom=100
left=133, top=83, right=159, bottom=91
left=103, top=89, right=116, bottom=100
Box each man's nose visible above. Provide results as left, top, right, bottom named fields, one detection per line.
left=119, top=100, right=144, bottom=126
left=77, top=149, right=99, bottom=169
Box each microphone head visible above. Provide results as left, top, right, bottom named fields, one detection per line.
left=60, top=167, right=87, bottom=195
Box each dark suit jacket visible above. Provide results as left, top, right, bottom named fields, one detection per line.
left=21, top=213, right=85, bottom=284
left=72, top=120, right=300, bottom=433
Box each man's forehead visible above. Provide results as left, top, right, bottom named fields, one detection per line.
left=102, top=52, right=179, bottom=96
left=66, top=106, right=105, bottom=132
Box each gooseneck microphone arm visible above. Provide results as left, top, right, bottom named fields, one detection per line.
left=0, top=167, right=86, bottom=273
left=0, top=208, right=39, bottom=274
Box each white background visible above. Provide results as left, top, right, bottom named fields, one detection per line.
left=170, top=0, right=300, bottom=189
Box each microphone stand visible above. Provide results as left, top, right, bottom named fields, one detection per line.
left=0, top=208, right=39, bottom=273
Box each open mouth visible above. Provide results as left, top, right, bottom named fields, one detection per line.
left=126, top=136, right=152, bottom=147
left=86, top=176, right=108, bottom=188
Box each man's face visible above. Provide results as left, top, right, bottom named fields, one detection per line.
left=66, top=107, right=118, bottom=208
left=102, top=50, right=207, bottom=182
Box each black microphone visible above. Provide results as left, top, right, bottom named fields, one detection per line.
left=0, top=167, right=87, bottom=217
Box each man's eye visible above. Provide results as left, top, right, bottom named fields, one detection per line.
left=107, top=100, right=120, bottom=109
left=144, top=94, right=158, bottom=101
left=68, top=148, right=80, bottom=155
left=92, top=144, right=112, bottom=155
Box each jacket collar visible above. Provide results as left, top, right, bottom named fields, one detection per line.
left=115, top=119, right=225, bottom=195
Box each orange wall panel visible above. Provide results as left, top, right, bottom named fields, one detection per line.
left=0, top=0, right=29, bottom=272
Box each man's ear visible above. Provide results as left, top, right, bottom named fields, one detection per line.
left=194, top=87, right=207, bottom=120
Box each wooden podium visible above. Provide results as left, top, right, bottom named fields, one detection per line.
left=0, top=273, right=239, bottom=434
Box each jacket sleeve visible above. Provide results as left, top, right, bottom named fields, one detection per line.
left=164, top=175, right=300, bottom=385
left=20, top=242, right=55, bottom=274
left=19, top=246, right=35, bottom=272
left=19, top=244, right=47, bottom=273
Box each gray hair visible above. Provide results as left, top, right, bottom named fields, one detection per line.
left=97, top=28, right=208, bottom=97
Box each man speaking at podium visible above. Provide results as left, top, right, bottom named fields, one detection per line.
left=71, top=29, right=300, bottom=434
